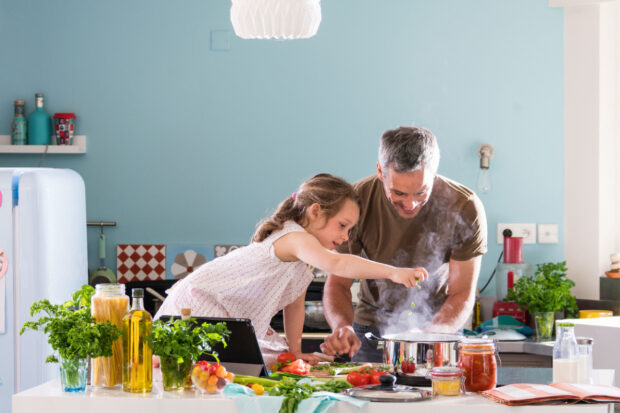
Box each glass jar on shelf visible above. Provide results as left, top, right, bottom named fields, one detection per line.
left=457, top=338, right=498, bottom=392
left=91, top=283, right=129, bottom=388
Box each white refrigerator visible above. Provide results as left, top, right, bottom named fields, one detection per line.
left=0, top=168, right=87, bottom=412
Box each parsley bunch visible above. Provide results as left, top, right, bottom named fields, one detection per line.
left=269, top=378, right=353, bottom=413
left=505, top=261, right=578, bottom=317
left=150, top=317, right=230, bottom=364
left=20, top=285, right=121, bottom=363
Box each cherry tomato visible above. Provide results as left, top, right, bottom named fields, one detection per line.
left=277, top=352, right=297, bottom=364
left=251, top=383, right=265, bottom=395
left=401, top=360, right=416, bottom=374
left=347, top=371, right=370, bottom=387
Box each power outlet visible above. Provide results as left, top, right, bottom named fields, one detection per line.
left=497, top=223, right=537, bottom=244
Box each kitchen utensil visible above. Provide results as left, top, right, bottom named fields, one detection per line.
left=343, top=374, right=432, bottom=402
left=89, top=230, right=116, bottom=285
left=365, top=331, right=462, bottom=385
left=146, top=287, right=166, bottom=302
left=304, top=300, right=329, bottom=330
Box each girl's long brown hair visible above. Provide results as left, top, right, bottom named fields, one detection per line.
left=252, top=173, right=359, bottom=243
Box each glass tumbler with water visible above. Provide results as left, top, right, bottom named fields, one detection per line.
left=552, top=322, right=579, bottom=383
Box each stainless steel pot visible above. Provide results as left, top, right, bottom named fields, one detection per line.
left=304, top=301, right=329, bottom=330
left=365, top=332, right=463, bottom=378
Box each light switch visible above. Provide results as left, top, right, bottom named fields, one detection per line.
left=538, top=224, right=559, bottom=244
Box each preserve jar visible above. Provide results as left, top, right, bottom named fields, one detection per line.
left=428, top=367, right=464, bottom=396
left=457, top=338, right=497, bottom=392
left=91, top=283, right=129, bottom=387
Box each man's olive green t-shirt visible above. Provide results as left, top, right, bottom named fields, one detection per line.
left=337, top=174, right=488, bottom=332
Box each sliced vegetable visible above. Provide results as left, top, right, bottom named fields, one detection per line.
left=277, top=352, right=297, bottom=364
left=280, top=359, right=310, bottom=375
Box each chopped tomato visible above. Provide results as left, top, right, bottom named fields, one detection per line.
left=369, top=371, right=388, bottom=384
left=277, top=352, right=297, bottom=364
left=347, top=371, right=370, bottom=387
left=280, top=359, right=310, bottom=375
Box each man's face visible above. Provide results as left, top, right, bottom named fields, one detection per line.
left=377, top=163, right=435, bottom=219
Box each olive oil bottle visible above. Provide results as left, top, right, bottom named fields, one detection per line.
left=122, top=288, right=153, bottom=392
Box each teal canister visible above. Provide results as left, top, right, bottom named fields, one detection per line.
left=27, top=93, right=51, bottom=145
left=11, top=100, right=27, bottom=145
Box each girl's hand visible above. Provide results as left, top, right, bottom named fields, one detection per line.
left=294, top=352, right=321, bottom=365
left=390, top=267, right=428, bottom=287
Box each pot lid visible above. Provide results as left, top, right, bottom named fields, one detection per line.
left=343, top=374, right=432, bottom=402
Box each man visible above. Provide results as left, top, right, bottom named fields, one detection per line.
left=321, top=126, right=487, bottom=361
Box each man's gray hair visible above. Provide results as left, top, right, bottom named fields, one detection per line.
left=378, top=126, right=440, bottom=174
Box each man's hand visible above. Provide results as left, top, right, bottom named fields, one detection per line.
left=390, top=267, right=428, bottom=287
left=320, top=326, right=361, bottom=358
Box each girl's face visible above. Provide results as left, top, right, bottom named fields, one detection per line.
left=306, top=198, right=360, bottom=250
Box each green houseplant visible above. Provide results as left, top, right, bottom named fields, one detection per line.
left=151, top=317, right=230, bottom=391
left=505, top=261, right=578, bottom=340
left=20, top=285, right=121, bottom=392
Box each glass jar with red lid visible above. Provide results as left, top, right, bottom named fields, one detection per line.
left=457, top=338, right=498, bottom=392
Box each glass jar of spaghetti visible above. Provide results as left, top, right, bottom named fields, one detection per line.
left=457, top=338, right=497, bottom=392
left=91, top=283, right=129, bottom=388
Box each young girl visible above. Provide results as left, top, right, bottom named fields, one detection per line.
left=155, top=174, right=428, bottom=366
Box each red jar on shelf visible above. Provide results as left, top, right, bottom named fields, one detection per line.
left=457, top=338, right=497, bottom=392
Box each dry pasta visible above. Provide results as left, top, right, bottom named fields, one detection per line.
left=91, top=295, right=128, bottom=387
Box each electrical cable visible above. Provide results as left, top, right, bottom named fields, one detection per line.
left=479, top=250, right=504, bottom=294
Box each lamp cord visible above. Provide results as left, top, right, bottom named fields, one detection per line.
left=479, top=251, right=504, bottom=294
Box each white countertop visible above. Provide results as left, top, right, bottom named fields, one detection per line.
left=12, top=370, right=616, bottom=413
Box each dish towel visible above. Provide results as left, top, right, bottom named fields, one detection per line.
left=223, top=383, right=368, bottom=413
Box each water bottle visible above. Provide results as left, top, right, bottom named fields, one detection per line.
left=27, top=93, right=51, bottom=145
left=552, top=322, right=579, bottom=383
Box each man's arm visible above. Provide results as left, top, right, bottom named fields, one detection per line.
left=430, top=256, right=482, bottom=332
left=320, top=274, right=361, bottom=357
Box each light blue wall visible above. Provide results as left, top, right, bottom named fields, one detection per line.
left=0, top=0, right=564, bottom=297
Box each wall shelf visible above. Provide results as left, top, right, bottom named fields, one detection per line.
left=0, top=135, right=86, bottom=154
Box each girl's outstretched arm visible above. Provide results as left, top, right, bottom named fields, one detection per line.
left=283, top=292, right=320, bottom=365
left=274, top=232, right=428, bottom=287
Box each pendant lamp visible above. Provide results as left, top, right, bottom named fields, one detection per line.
left=230, top=0, right=322, bottom=40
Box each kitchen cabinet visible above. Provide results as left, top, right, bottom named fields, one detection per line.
left=0, top=135, right=86, bottom=154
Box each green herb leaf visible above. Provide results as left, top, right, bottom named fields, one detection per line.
left=505, top=261, right=578, bottom=317
left=150, top=317, right=230, bottom=363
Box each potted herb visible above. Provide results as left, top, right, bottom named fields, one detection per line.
left=20, top=285, right=121, bottom=392
left=151, top=317, right=230, bottom=391
left=505, top=261, right=578, bottom=340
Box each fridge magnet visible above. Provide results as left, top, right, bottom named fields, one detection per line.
left=165, top=244, right=213, bottom=280
left=117, top=244, right=166, bottom=283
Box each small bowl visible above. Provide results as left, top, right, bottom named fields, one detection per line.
left=191, top=361, right=234, bottom=394
left=606, top=271, right=620, bottom=279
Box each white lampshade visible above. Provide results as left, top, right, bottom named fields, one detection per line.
left=230, top=0, right=322, bottom=40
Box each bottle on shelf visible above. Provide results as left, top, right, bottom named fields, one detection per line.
left=11, top=100, right=27, bottom=145
left=122, top=288, right=153, bottom=393
left=181, top=307, right=191, bottom=321
left=552, top=322, right=579, bottom=383
left=27, top=93, right=51, bottom=145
